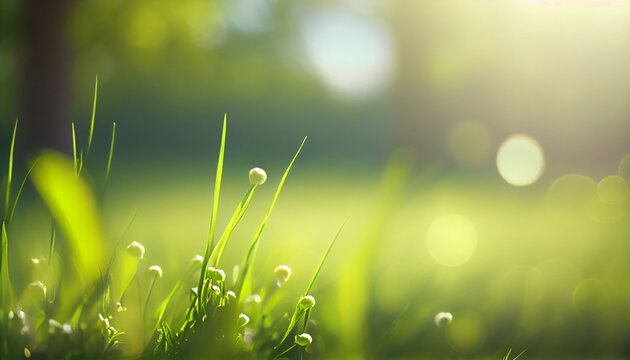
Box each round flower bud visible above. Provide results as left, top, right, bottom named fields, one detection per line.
left=212, top=285, right=221, bottom=295
left=149, top=265, right=163, bottom=278
left=298, top=295, right=316, bottom=310
left=238, top=313, right=250, bottom=327
left=24, top=348, right=31, bottom=359
left=126, top=241, right=145, bottom=259
left=274, top=265, right=291, bottom=285
left=249, top=167, right=267, bottom=185
left=31, top=258, right=40, bottom=264
left=207, top=266, right=226, bottom=282
left=295, top=333, right=312, bottom=346
left=434, top=312, right=453, bottom=327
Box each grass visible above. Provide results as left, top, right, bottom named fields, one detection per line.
left=0, top=80, right=345, bottom=359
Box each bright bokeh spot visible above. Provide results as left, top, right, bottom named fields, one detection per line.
left=301, top=10, right=394, bottom=98
left=448, top=120, right=492, bottom=167
left=618, top=153, right=630, bottom=183
left=427, top=214, right=477, bottom=267
left=597, top=175, right=628, bottom=205
left=496, top=135, right=545, bottom=186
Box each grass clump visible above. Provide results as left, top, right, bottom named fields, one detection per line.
left=0, top=80, right=344, bottom=359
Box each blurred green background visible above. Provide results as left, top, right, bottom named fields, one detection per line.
left=2, top=0, right=630, bottom=358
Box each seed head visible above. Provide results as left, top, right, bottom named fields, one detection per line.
left=238, top=313, right=250, bottom=327
left=434, top=312, right=453, bottom=327
left=274, top=265, right=291, bottom=285
left=298, top=295, right=316, bottom=310
left=295, top=333, right=312, bottom=346
left=207, top=266, right=226, bottom=282
left=126, top=241, right=145, bottom=259
left=149, top=265, right=163, bottom=278
left=249, top=167, right=267, bottom=185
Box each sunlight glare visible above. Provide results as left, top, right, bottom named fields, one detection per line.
left=496, top=135, right=545, bottom=186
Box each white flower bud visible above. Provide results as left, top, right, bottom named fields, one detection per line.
left=274, top=265, right=291, bottom=285
left=226, top=290, right=237, bottom=301
left=31, top=258, right=40, bottom=264
left=149, top=265, right=163, bottom=278
left=207, top=266, right=226, bottom=282
left=212, top=285, right=221, bottom=295
left=434, top=312, right=453, bottom=327
left=62, top=323, right=72, bottom=334
left=298, top=295, right=315, bottom=310
left=126, top=241, right=145, bottom=259
left=238, top=313, right=250, bottom=327
left=249, top=167, right=267, bottom=185
left=295, top=333, right=312, bottom=346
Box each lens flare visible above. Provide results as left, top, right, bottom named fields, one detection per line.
left=496, top=135, right=545, bottom=186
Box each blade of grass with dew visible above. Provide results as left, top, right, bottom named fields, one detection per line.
left=197, top=115, right=226, bottom=314
left=103, top=122, right=116, bottom=193
left=86, top=75, right=98, bottom=160
left=4, top=120, right=16, bottom=221
left=276, top=220, right=345, bottom=348
left=237, top=137, right=307, bottom=298
left=30, top=151, right=107, bottom=283
left=8, top=159, right=38, bottom=225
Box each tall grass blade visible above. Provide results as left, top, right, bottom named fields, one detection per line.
left=1, top=223, right=14, bottom=307
left=209, top=184, right=256, bottom=267
left=103, top=122, right=116, bottom=193
left=238, top=137, right=307, bottom=296
left=8, top=159, right=38, bottom=224
left=197, top=115, right=226, bottom=313
left=72, top=122, right=78, bottom=175
left=4, top=120, right=17, bottom=220
left=303, top=219, right=346, bottom=295
left=276, top=221, right=344, bottom=348
left=86, top=75, right=98, bottom=160
left=30, top=151, right=107, bottom=283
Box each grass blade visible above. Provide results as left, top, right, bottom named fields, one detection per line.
left=303, top=219, right=346, bottom=295
left=4, top=119, right=17, bottom=220
left=72, top=122, right=78, bottom=175
left=197, top=115, right=227, bottom=313
left=238, top=137, right=307, bottom=296
left=86, top=75, right=98, bottom=160
left=103, top=122, right=116, bottom=193
left=275, top=221, right=345, bottom=348
left=8, top=158, right=38, bottom=224
left=30, top=151, right=106, bottom=283
left=209, top=184, right=257, bottom=267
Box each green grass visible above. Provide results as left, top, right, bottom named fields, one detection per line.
left=0, top=85, right=345, bottom=359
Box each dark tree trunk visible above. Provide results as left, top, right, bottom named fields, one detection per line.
left=19, top=0, right=74, bottom=156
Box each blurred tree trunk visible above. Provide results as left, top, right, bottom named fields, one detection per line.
left=18, top=0, right=74, bottom=155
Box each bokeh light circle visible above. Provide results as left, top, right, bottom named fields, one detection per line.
left=496, top=134, right=545, bottom=186
left=427, top=214, right=477, bottom=267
